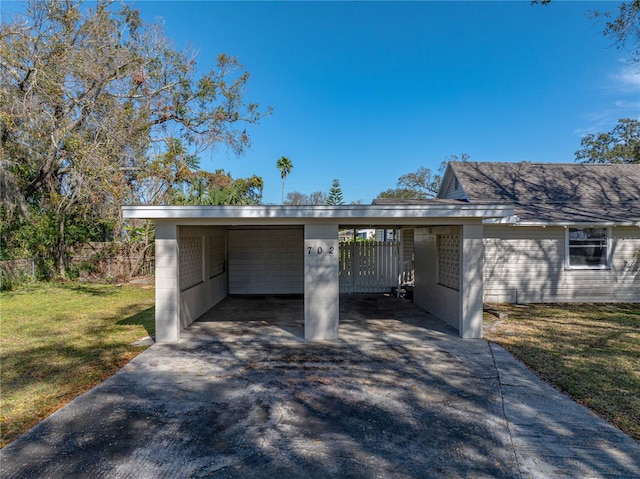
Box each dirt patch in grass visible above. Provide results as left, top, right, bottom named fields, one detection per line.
left=0, top=282, right=155, bottom=447
left=484, top=303, right=640, bottom=441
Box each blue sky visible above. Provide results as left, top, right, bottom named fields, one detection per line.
left=4, top=1, right=639, bottom=204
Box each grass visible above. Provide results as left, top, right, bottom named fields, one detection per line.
left=0, top=282, right=155, bottom=447
left=484, top=303, right=640, bottom=441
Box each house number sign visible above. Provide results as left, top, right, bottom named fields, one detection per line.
left=306, top=246, right=335, bottom=255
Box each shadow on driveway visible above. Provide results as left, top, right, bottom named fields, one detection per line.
left=1, top=295, right=639, bottom=478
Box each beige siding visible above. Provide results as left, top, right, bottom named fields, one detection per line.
left=228, top=228, right=304, bottom=294
left=483, top=225, right=640, bottom=303
left=439, top=174, right=467, bottom=200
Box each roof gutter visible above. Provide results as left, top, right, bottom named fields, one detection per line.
left=490, top=219, right=640, bottom=227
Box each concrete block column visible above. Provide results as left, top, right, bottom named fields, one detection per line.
left=155, top=220, right=180, bottom=342
left=304, top=223, right=339, bottom=341
left=459, top=223, right=484, bottom=339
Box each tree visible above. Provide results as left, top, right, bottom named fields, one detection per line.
left=326, top=179, right=345, bottom=205
left=596, top=0, right=640, bottom=63
left=0, top=0, right=269, bottom=277
left=378, top=166, right=440, bottom=200
left=575, top=118, right=640, bottom=164
left=533, top=1, right=640, bottom=63
left=309, top=191, right=329, bottom=206
left=284, top=190, right=327, bottom=205
left=172, top=170, right=264, bottom=205
left=276, top=156, right=293, bottom=204
left=377, top=155, right=466, bottom=200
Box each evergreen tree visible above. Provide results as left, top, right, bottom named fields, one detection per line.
left=326, top=179, right=345, bottom=205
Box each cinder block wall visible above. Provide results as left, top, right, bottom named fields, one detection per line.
left=178, top=226, right=228, bottom=329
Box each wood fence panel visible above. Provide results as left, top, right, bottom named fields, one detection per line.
left=339, top=241, right=399, bottom=293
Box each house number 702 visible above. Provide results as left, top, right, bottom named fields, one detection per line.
left=307, top=246, right=334, bottom=255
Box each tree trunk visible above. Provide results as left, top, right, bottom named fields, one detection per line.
left=57, top=215, right=67, bottom=279
left=281, top=177, right=285, bottom=204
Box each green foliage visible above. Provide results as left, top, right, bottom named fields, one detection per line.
left=68, top=258, right=99, bottom=281
left=171, top=170, right=264, bottom=205
left=0, top=0, right=269, bottom=277
left=326, top=179, right=345, bottom=205
left=276, top=156, right=293, bottom=204
left=276, top=156, right=294, bottom=179
left=0, top=259, right=34, bottom=290
left=1, top=268, right=15, bottom=291
left=378, top=187, right=428, bottom=200
left=575, top=118, right=640, bottom=164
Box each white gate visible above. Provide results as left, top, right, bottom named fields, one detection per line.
left=339, top=241, right=400, bottom=293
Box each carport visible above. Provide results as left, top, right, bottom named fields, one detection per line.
left=122, top=202, right=513, bottom=342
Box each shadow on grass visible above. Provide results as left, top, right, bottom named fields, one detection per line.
left=117, top=307, right=155, bottom=338
left=65, top=283, right=121, bottom=297
left=1, top=282, right=122, bottom=297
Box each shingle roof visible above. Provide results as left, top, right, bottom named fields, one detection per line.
left=449, top=162, right=640, bottom=224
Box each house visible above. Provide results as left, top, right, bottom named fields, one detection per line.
left=123, top=202, right=514, bottom=342
left=122, top=162, right=639, bottom=344
left=437, top=161, right=640, bottom=303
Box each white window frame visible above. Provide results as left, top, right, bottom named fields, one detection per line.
left=564, top=226, right=611, bottom=270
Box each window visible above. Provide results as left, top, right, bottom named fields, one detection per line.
left=566, top=227, right=610, bottom=269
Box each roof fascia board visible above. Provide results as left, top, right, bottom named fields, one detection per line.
left=154, top=217, right=487, bottom=227
left=487, top=220, right=640, bottom=227
left=122, top=204, right=514, bottom=221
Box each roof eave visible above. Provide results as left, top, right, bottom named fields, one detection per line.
left=122, top=204, right=514, bottom=221
left=492, top=219, right=640, bottom=227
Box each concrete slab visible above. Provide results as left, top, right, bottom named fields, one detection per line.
left=1, top=295, right=639, bottom=478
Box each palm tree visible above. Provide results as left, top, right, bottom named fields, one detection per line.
left=276, top=156, right=293, bottom=204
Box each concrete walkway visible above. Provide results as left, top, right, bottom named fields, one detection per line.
left=1, top=295, right=639, bottom=478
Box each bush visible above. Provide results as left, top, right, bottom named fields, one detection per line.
left=34, top=258, right=55, bottom=281
left=1, top=267, right=15, bottom=291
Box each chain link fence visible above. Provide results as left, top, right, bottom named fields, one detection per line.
left=1, top=255, right=154, bottom=288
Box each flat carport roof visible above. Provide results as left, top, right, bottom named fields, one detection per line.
left=122, top=201, right=513, bottom=225
left=123, top=202, right=514, bottom=343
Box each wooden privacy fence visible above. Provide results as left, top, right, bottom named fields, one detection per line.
left=339, top=240, right=400, bottom=293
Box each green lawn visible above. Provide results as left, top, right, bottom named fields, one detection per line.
left=0, top=282, right=155, bottom=447
left=484, top=303, right=640, bottom=441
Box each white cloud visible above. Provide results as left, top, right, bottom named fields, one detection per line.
left=614, top=100, right=640, bottom=109
left=608, top=63, right=640, bottom=93
left=577, top=63, right=640, bottom=135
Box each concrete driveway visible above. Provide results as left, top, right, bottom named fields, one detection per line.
left=1, top=295, right=639, bottom=478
